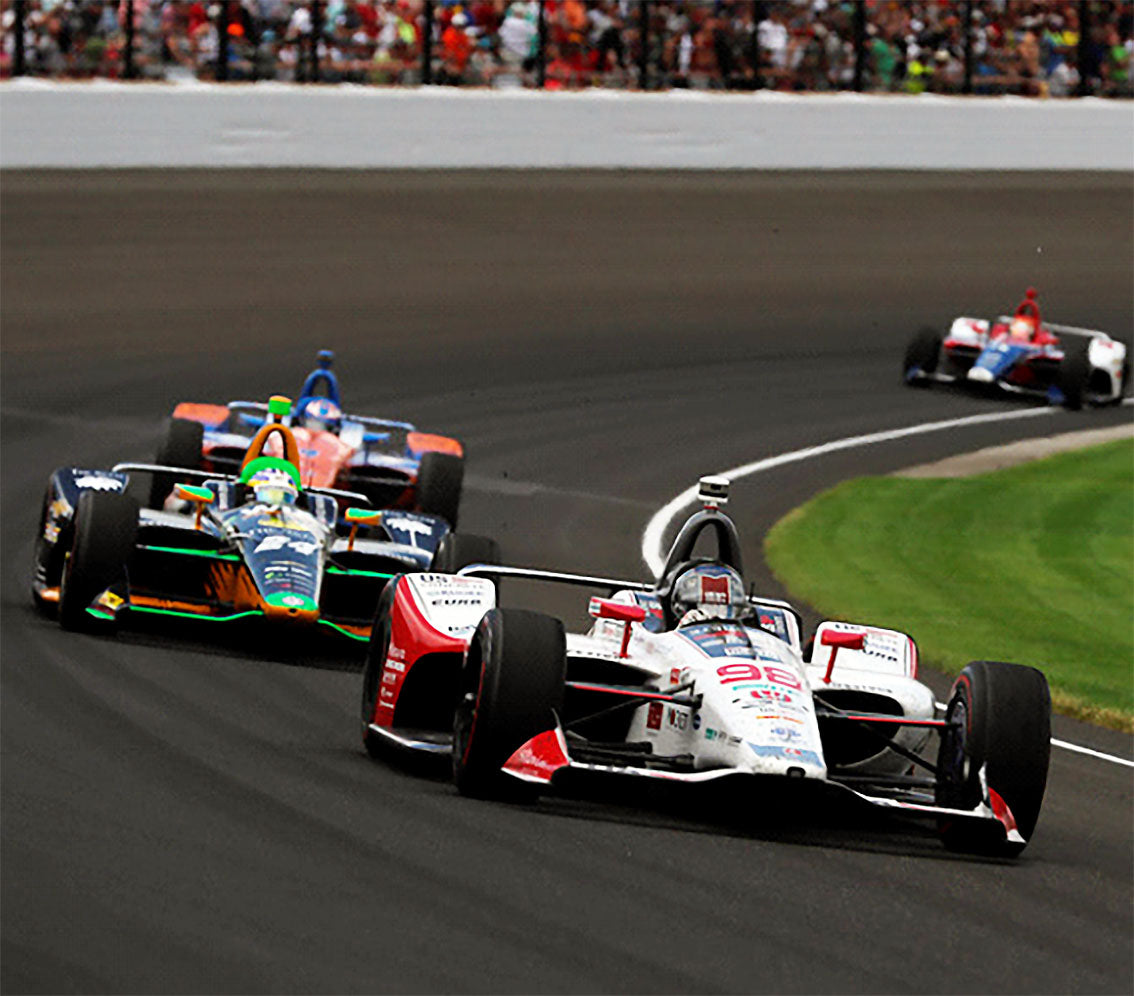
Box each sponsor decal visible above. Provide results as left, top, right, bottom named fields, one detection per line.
left=43, top=522, right=61, bottom=543
left=253, top=534, right=319, bottom=556
left=388, top=645, right=405, bottom=660
left=768, top=725, right=802, bottom=743
left=96, top=590, right=124, bottom=610
left=691, top=711, right=701, bottom=730
left=666, top=708, right=688, bottom=731
left=646, top=701, right=663, bottom=731
left=381, top=671, right=397, bottom=685
left=700, top=574, right=730, bottom=604
left=747, top=743, right=822, bottom=766
left=279, top=594, right=305, bottom=608
left=73, top=474, right=123, bottom=491
left=385, top=658, right=406, bottom=673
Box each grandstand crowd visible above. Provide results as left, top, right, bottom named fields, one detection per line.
left=2, top=1, right=1131, bottom=97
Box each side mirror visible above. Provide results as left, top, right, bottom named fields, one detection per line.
left=345, top=507, right=382, bottom=551
left=345, top=507, right=382, bottom=525
left=588, top=598, right=647, bottom=658
left=175, top=484, right=213, bottom=529
left=819, top=629, right=865, bottom=684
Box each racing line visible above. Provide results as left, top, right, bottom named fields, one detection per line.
left=641, top=400, right=1134, bottom=769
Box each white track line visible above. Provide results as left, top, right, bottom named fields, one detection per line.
left=641, top=402, right=1134, bottom=767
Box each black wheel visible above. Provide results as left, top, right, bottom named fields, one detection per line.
left=149, top=417, right=204, bottom=508
left=935, top=661, right=1051, bottom=857
left=360, top=580, right=400, bottom=759
left=58, top=491, right=138, bottom=632
left=1056, top=339, right=1091, bottom=410
left=416, top=451, right=463, bottom=528
left=430, top=533, right=499, bottom=573
left=903, top=327, right=942, bottom=385
left=453, top=608, right=566, bottom=800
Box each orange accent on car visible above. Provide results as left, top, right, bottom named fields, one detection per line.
left=241, top=422, right=302, bottom=472
left=290, top=426, right=356, bottom=489
left=129, top=595, right=214, bottom=615
left=39, top=586, right=61, bottom=603
left=172, top=403, right=231, bottom=425
left=407, top=432, right=463, bottom=458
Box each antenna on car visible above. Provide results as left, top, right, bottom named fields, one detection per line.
left=698, top=475, right=729, bottom=509
left=268, top=395, right=291, bottom=424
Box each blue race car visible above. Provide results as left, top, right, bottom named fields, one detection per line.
left=903, top=288, right=1129, bottom=410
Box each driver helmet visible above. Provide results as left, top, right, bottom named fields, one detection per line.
left=301, top=397, right=342, bottom=433
left=1009, top=315, right=1036, bottom=341
left=671, top=564, right=748, bottom=625
left=248, top=467, right=298, bottom=508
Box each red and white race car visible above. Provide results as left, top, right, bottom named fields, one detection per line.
left=904, top=288, right=1129, bottom=409
left=359, top=477, right=1053, bottom=857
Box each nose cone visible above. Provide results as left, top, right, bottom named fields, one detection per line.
left=262, top=592, right=319, bottom=622
left=967, top=366, right=995, bottom=384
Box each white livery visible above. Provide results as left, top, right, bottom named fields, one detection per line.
left=360, top=477, right=1053, bottom=857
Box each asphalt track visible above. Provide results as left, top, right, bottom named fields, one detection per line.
left=3, top=170, right=1133, bottom=995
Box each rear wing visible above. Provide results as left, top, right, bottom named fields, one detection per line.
left=110, top=462, right=372, bottom=507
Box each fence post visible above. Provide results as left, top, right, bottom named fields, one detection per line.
left=752, top=1, right=764, bottom=89
left=637, top=1, right=648, bottom=90
left=217, top=1, right=229, bottom=82
left=311, top=1, right=321, bottom=82
left=12, top=0, right=26, bottom=77
left=853, top=0, right=865, bottom=91
left=422, top=0, right=433, bottom=84
left=1076, top=0, right=1090, bottom=96
left=123, top=0, right=135, bottom=79
left=537, top=0, right=546, bottom=88
left=963, top=0, right=973, bottom=94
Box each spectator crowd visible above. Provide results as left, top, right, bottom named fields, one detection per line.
left=2, top=1, right=1131, bottom=97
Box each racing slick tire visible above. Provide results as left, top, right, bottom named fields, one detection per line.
left=903, top=327, right=942, bottom=385
left=430, top=533, right=499, bottom=574
left=935, top=661, right=1051, bottom=857
left=416, top=451, right=464, bottom=529
left=360, top=580, right=399, bottom=759
left=149, top=417, right=204, bottom=508
left=453, top=609, right=566, bottom=801
left=58, top=490, right=139, bottom=632
left=1056, top=339, right=1091, bottom=410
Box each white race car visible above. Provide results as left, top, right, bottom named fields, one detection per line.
left=360, top=478, right=1052, bottom=856
left=904, top=287, right=1129, bottom=409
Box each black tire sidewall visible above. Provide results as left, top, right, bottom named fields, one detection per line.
left=58, top=491, right=138, bottom=631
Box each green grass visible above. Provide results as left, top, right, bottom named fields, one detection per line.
left=764, top=439, right=1134, bottom=730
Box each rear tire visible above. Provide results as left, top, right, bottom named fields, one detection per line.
left=58, top=491, right=138, bottom=632
left=149, top=417, right=204, bottom=508
left=935, top=661, right=1051, bottom=856
left=1057, top=339, right=1091, bottom=410
left=453, top=609, right=566, bottom=800
left=417, top=451, right=463, bottom=529
left=903, top=327, right=942, bottom=385
left=430, top=533, right=499, bottom=573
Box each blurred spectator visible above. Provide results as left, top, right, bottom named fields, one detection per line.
left=1, top=0, right=1130, bottom=97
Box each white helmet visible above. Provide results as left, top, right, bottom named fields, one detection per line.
left=248, top=467, right=298, bottom=508
left=671, top=564, right=747, bottom=624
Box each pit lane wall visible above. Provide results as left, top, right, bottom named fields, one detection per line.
left=1, top=80, right=1131, bottom=169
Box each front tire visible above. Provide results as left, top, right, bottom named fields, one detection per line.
left=430, top=533, right=499, bottom=573
left=903, top=327, right=942, bottom=385
left=453, top=609, right=566, bottom=800
left=149, top=417, right=204, bottom=508
left=58, top=491, right=138, bottom=632
left=416, top=451, right=463, bottom=528
left=935, top=661, right=1051, bottom=856
left=1056, top=339, right=1091, bottom=411
left=360, top=581, right=399, bottom=759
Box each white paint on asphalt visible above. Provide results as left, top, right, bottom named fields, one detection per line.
left=642, top=401, right=1134, bottom=766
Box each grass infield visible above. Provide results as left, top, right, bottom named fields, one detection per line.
left=765, top=438, right=1134, bottom=731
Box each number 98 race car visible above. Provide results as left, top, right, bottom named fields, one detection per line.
left=359, top=477, right=1052, bottom=857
